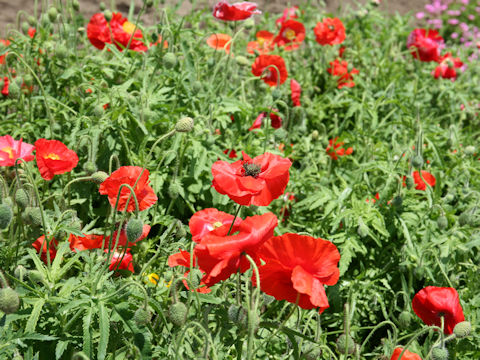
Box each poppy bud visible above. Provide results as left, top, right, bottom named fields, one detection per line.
left=271, top=88, right=281, bottom=100
left=207, top=57, right=215, bottom=68
left=126, top=218, right=144, bottom=243
left=175, top=117, right=194, bottom=133
left=163, top=52, right=177, bottom=69
left=405, top=176, right=414, bottom=189
left=311, top=130, right=319, bottom=140
left=244, top=18, right=255, bottom=29
left=411, top=155, right=424, bottom=168
left=72, top=0, right=80, bottom=11
left=392, top=195, right=403, bottom=209
left=56, top=45, right=68, bottom=59
left=168, top=302, right=188, bottom=327
left=83, top=161, right=97, bottom=174
left=235, top=55, right=250, bottom=67
left=168, top=180, right=181, bottom=199
left=303, top=345, right=321, bottom=360
left=432, top=347, right=449, bottom=360
left=103, top=10, right=113, bottom=22
left=414, top=266, right=424, bottom=280
left=28, top=270, right=44, bottom=284
left=27, top=15, right=36, bottom=26
left=0, top=287, right=20, bottom=314
left=228, top=304, right=248, bottom=329
left=93, top=104, right=104, bottom=117
left=398, top=311, right=412, bottom=329
left=444, top=193, right=455, bottom=203
left=357, top=222, right=368, bottom=238
left=453, top=321, right=471, bottom=338
left=336, top=334, right=355, bottom=355
left=175, top=220, right=187, bottom=239
left=48, top=7, right=58, bottom=22
left=8, top=81, right=20, bottom=99
left=21, top=21, right=30, bottom=35
left=23, top=74, right=34, bottom=87
left=458, top=212, right=471, bottom=226
left=437, top=215, right=448, bottom=230
left=134, top=307, right=152, bottom=327
left=186, top=269, right=202, bottom=289
left=41, top=13, right=50, bottom=27
left=465, top=145, right=475, bottom=155
left=24, top=206, right=42, bottom=226
left=91, top=171, right=108, bottom=184
left=0, top=203, right=13, bottom=229
left=14, top=265, right=28, bottom=281
left=191, top=81, right=202, bottom=93
left=144, top=0, right=154, bottom=7
left=99, top=2, right=106, bottom=11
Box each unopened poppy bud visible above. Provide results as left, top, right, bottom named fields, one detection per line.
left=27, top=15, right=36, bottom=26
left=83, top=161, right=97, bottom=174
left=228, top=304, right=248, bottom=329
left=465, top=145, right=475, bottom=155
left=235, top=55, right=250, bottom=66
left=414, top=266, right=424, bottom=280
left=175, top=220, right=187, bottom=239
left=126, top=218, right=143, bottom=243
left=458, top=212, right=471, bottom=226
left=0, top=203, right=13, bottom=229
left=175, top=117, right=194, bottom=132
left=72, top=0, right=80, bottom=11
left=48, top=7, right=58, bottom=22
left=398, top=311, right=412, bottom=329
left=453, top=321, right=471, bottom=338
left=186, top=269, right=202, bottom=289
left=271, top=88, right=281, bottom=100
left=303, top=345, right=321, bottom=360
left=8, top=81, right=20, bottom=99
left=103, top=10, right=113, bottom=22
left=56, top=45, right=68, bottom=59
left=99, top=2, right=106, bottom=11
left=411, top=155, right=424, bottom=168
left=168, top=180, right=182, bottom=199
left=144, top=0, right=154, bottom=7
left=336, top=334, right=355, bottom=355
left=23, top=74, right=34, bottom=87
left=168, top=302, right=188, bottom=327
left=134, top=307, right=152, bottom=327
left=357, top=222, right=368, bottom=238
left=444, top=193, right=455, bottom=203
left=0, top=287, right=20, bottom=314
left=91, top=171, right=108, bottom=184
left=435, top=214, right=448, bottom=230
left=14, top=265, right=28, bottom=281
left=21, top=21, right=30, bottom=34
left=28, top=270, right=44, bottom=284
left=392, top=195, right=403, bottom=208
left=244, top=18, right=255, bottom=29
left=41, top=13, right=50, bottom=27
left=163, top=52, right=177, bottom=69
left=207, top=57, right=215, bottom=68
left=405, top=176, right=414, bottom=189
left=24, top=206, right=42, bottom=226
left=311, top=130, right=319, bottom=140
left=432, top=347, right=449, bottom=360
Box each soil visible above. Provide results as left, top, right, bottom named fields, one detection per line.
left=0, top=0, right=429, bottom=34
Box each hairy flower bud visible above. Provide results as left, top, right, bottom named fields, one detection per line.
left=83, top=161, right=97, bottom=174
left=311, top=130, right=319, bottom=140
left=168, top=302, right=188, bottom=327
left=168, top=180, right=182, bottom=199
left=24, top=206, right=42, bottom=226
left=72, top=0, right=80, bottom=11
left=8, top=81, right=20, bottom=99
left=303, top=345, right=322, bottom=360
left=175, top=117, right=194, bottom=133
left=464, top=145, right=475, bottom=155
left=27, top=15, right=36, bottom=26
left=458, top=212, right=471, bottom=226
left=134, top=307, right=152, bottom=327
left=392, top=195, right=403, bottom=209
left=48, top=7, right=58, bottom=22
left=228, top=304, right=248, bottom=329
left=0, top=203, right=13, bottom=229
left=398, top=311, right=412, bottom=329
left=103, top=10, right=113, bottom=22
left=453, top=321, right=471, bottom=338
left=411, top=155, right=424, bottom=168
left=405, top=176, right=414, bottom=189
left=126, top=218, right=143, bottom=244
left=336, top=334, right=355, bottom=355
left=235, top=55, right=250, bottom=67
left=437, top=215, right=448, bottom=230
left=186, top=269, right=202, bottom=289
left=0, top=287, right=20, bottom=314
left=91, top=171, right=109, bottom=184
left=432, top=347, right=449, bottom=360
left=163, top=52, right=177, bottom=69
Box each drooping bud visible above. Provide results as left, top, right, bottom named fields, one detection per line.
left=336, top=334, right=355, bottom=355
left=27, top=15, right=36, bottom=26
left=398, top=311, right=412, bottom=329
left=72, top=0, right=80, bottom=11
left=303, top=345, right=322, bottom=360
left=235, top=55, right=250, bottom=67
left=134, top=307, right=152, bottom=327
left=357, top=220, right=369, bottom=238
left=144, top=0, right=154, bottom=8
left=228, top=304, right=248, bottom=329
left=271, top=88, right=281, bottom=100
left=91, top=171, right=108, bottom=184
left=24, top=206, right=42, bottom=226
left=458, top=212, right=471, bottom=226
left=432, top=347, right=449, bottom=360
left=186, top=269, right=203, bottom=289
left=99, top=2, right=106, bottom=11
left=0, top=203, right=13, bottom=229
left=83, top=161, right=97, bottom=174
left=8, top=81, right=20, bottom=99
left=48, top=7, right=58, bottom=22
left=311, top=130, right=319, bottom=140
left=126, top=218, right=144, bottom=244
left=168, top=302, right=188, bottom=327
left=437, top=216, right=448, bottom=230
left=411, top=155, right=424, bottom=168
left=21, top=22, right=30, bottom=35
left=175, top=220, right=187, bottom=239
left=244, top=18, right=255, bottom=29
left=444, top=193, right=455, bottom=203
left=0, top=287, right=20, bottom=314
left=175, top=117, right=194, bottom=133
left=55, top=45, right=68, bottom=59
left=163, top=52, right=177, bottom=69
left=453, top=321, right=471, bottom=338
left=168, top=180, right=182, bottom=199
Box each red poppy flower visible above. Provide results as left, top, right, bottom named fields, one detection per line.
left=433, top=53, right=463, bottom=81
left=255, top=233, right=340, bottom=313
left=247, top=30, right=274, bottom=55
left=338, top=46, right=346, bottom=58
left=32, top=235, right=58, bottom=264
left=390, top=348, right=422, bottom=360
left=111, top=224, right=151, bottom=247
left=0, top=39, right=10, bottom=65
left=249, top=111, right=282, bottom=131
left=412, top=170, right=436, bottom=191
left=366, top=193, right=380, bottom=203
left=412, top=286, right=464, bottom=334
left=189, top=208, right=242, bottom=243
left=211, top=151, right=292, bottom=206
left=107, top=249, right=134, bottom=272
left=213, top=1, right=261, bottom=21
left=0, top=135, right=35, bottom=166
left=168, top=249, right=211, bottom=293
left=99, top=166, right=158, bottom=212
left=290, top=79, right=301, bottom=107
left=223, top=149, right=238, bottom=159
left=87, top=13, right=147, bottom=52
left=69, top=233, right=106, bottom=252
left=28, top=28, right=36, bottom=38
left=1, top=77, right=9, bottom=96
left=314, top=18, right=346, bottom=46
left=206, top=33, right=232, bottom=53
left=251, top=55, right=288, bottom=87
left=275, top=6, right=298, bottom=26
left=327, top=59, right=359, bottom=89
left=35, top=139, right=79, bottom=181
left=194, top=212, right=278, bottom=286
left=407, top=29, right=444, bottom=62
left=326, top=137, right=353, bottom=160
left=273, top=20, right=305, bottom=51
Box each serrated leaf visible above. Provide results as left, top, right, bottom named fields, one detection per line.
left=25, top=298, right=45, bottom=333
left=55, top=340, right=69, bottom=359
left=98, top=302, right=110, bottom=360
left=27, top=249, right=48, bottom=280
left=83, top=307, right=93, bottom=359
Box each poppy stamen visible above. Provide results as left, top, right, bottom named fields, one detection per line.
left=243, top=162, right=261, bottom=178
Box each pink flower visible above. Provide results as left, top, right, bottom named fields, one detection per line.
left=407, top=29, right=444, bottom=62
left=213, top=1, right=261, bottom=21
left=0, top=135, right=35, bottom=166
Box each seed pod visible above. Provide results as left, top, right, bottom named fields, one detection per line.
left=168, top=302, right=188, bottom=327
left=0, top=287, right=20, bottom=314
left=453, top=321, right=471, bottom=338
left=432, top=347, right=449, bottom=360
left=398, top=311, right=412, bottom=329
left=91, top=171, right=108, bottom=184
left=437, top=216, right=448, bottom=230
left=175, top=117, right=194, bottom=133
left=336, top=334, right=355, bottom=355
left=163, top=52, right=177, bottom=69
left=411, top=155, right=424, bottom=168
left=126, top=218, right=144, bottom=244
left=134, top=307, right=152, bottom=327
left=0, top=203, right=13, bottom=229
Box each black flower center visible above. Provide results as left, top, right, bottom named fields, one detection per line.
left=243, top=162, right=261, bottom=178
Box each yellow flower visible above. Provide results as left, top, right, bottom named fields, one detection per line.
left=145, top=273, right=159, bottom=285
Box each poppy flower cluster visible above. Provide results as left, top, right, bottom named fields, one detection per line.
left=326, top=137, right=353, bottom=160
left=251, top=54, right=288, bottom=87
left=406, top=170, right=436, bottom=191
left=247, top=31, right=275, bottom=55
left=433, top=53, right=463, bottom=81
left=327, top=59, right=359, bottom=89
left=314, top=17, right=346, bottom=46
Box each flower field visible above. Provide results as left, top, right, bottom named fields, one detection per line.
left=0, top=0, right=479, bottom=359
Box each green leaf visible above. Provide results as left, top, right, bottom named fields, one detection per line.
left=25, top=298, right=45, bottom=333
left=83, top=307, right=93, bottom=359
left=97, top=302, right=110, bottom=360
left=55, top=340, right=69, bottom=359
